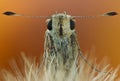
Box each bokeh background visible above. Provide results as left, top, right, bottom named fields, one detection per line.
left=0, top=0, right=120, bottom=73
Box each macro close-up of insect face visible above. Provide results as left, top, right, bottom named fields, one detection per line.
left=1, top=0, right=120, bottom=81
left=47, top=13, right=75, bottom=38
left=1, top=11, right=120, bottom=81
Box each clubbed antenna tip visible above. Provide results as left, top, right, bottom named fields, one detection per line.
left=3, top=11, right=16, bottom=16
left=105, top=12, right=118, bottom=16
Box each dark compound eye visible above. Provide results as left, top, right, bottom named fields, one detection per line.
left=47, top=20, right=52, bottom=30
left=70, top=20, right=75, bottom=30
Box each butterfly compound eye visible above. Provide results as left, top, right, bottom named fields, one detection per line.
left=70, top=20, right=75, bottom=30
left=47, top=20, right=52, bottom=30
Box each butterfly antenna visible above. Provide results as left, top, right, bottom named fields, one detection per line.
left=73, top=11, right=118, bottom=18
left=3, top=11, right=49, bottom=18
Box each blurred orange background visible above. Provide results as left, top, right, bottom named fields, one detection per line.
left=0, top=0, right=120, bottom=72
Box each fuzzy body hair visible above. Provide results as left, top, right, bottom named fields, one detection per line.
left=44, top=13, right=79, bottom=76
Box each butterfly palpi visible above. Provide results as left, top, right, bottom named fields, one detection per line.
left=44, top=13, right=79, bottom=74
